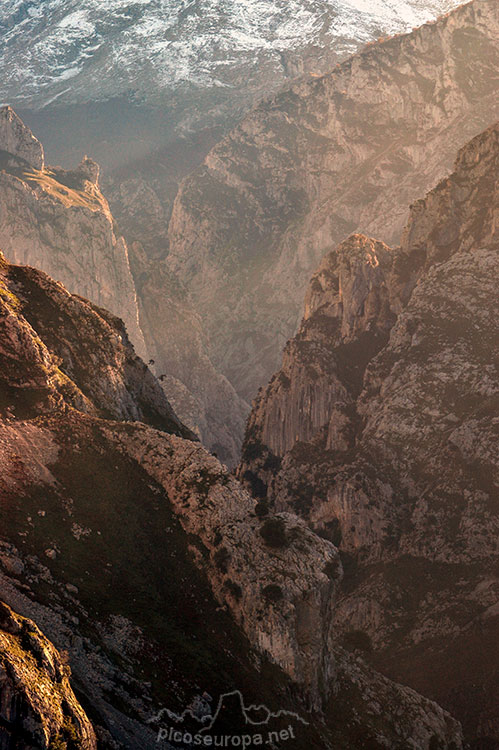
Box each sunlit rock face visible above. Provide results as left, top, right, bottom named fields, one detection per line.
left=0, top=105, right=146, bottom=360
left=239, top=122, right=499, bottom=746
left=0, top=601, right=97, bottom=750
left=167, top=0, right=499, bottom=416
left=0, top=247, right=464, bottom=749
left=0, top=106, right=44, bottom=170
left=0, top=250, right=192, bottom=434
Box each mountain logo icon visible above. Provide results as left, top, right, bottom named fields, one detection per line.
left=148, top=690, right=308, bottom=729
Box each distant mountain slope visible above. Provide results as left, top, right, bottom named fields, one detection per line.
left=167, top=0, right=499, bottom=409
left=0, top=0, right=461, bottom=112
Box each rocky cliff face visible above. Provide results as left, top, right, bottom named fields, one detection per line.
left=0, top=106, right=248, bottom=465
left=0, top=251, right=191, bottom=436
left=167, top=0, right=499, bottom=415
left=0, top=253, right=464, bottom=748
left=0, top=601, right=96, bottom=750
left=0, top=105, right=145, bottom=360
left=0, top=107, right=44, bottom=171
left=239, top=122, right=499, bottom=746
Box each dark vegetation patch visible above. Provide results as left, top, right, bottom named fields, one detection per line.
left=241, top=439, right=265, bottom=462
left=262, top=584, right=283, bottom=603
left=342, top=630, right=373, bottom=654
left=255, top=501, right=269, bottom=518
left=213, top=547, right=231, bottom=573
left=224, top=580, right=242, bottom=601
left=323, top=558, right=341, bottom=580
left=260, top=518, right=288, bottom=548
left=242, top=470, right=267, bottom=499
left=263, top=452, right=282, bottom=472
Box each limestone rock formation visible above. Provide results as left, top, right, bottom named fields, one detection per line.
left=239, top=122, right=499, bottom=746
left=0, top=601, right=97, bottom=749
left=0, top=252, right=463, bottom=748
left=0, top=107, right=247, bottom=465
left=0, top=104, right=146, bottom=360
left=76, top=155, right=100, bottom=186
left=0, top=106, right=44, bottom=170
left=0, top=251, right=191, bottom=437
left=240, top=234, right=395, bottom=465
left=167, top=0, right=499, bottom=416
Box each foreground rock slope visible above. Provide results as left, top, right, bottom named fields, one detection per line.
left=0, top=253, right=463, bottom=748
left=0, top=601, right=97, bottom=749
left=239, top=122, right=499, bottom=746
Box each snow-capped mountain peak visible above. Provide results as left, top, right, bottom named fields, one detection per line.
left=0, top=0, right=462, bottom=108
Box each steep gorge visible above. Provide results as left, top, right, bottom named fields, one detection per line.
left=239, top=121, right=499, bottom=746
left=0, top=105, right=247, bottom=466
left=0, top=250, right=464, bottom=748
left=167, top=0, right=499, bottom=417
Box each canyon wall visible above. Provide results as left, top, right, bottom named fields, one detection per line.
left=0, top=106, right=247, bottom=465
left=0, top=250, right=463, bottom=748
left=239, top=121, right=499, bottom=746
left=167, top=0, right=499, bottom=412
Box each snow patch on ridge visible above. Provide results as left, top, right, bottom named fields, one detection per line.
left=0, top=0, right=462, bottom=107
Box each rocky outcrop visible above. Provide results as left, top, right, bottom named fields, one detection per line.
left=0, top=251, right=191, bottom=437
left=239, top=122, right=499, bottom=745
left=0, top=601, right=96, bottom=749
left=240, top=234, right=395, bottom=465
left=167, top=0, right=499, bottom=418
left=105, top=422, right=340, bottom=706
left=0, top=252, right=464, bottom=747
left=0, top=105, right=146, bottom=360
left=0, top=107, right=248, bottom=465
left=0, top=106, right=44, bottom=170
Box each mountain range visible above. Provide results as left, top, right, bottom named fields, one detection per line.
left=1, top=0, right=462, bottom=112
left=0, top=227, right=463, bottom=748
left=0, top=2, right=498, bottom=746
left=1, top=0, right=497, bottom=463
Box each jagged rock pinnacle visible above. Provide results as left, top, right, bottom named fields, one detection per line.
left=0, top=105, right=44, bottom=170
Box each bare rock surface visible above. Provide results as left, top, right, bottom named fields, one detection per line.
left=0, top=248, right=463, bottom=748
left=0, top=601, right=97, bottom=749
left=239, top=122, right=499, bottom=745
left=167, top=0, right=499, bottom=414
left=0, top=106, right=44, bottom=170
left=0, top=105, right=146, bottom=360
left=0, top=251, right=190, bottom=437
